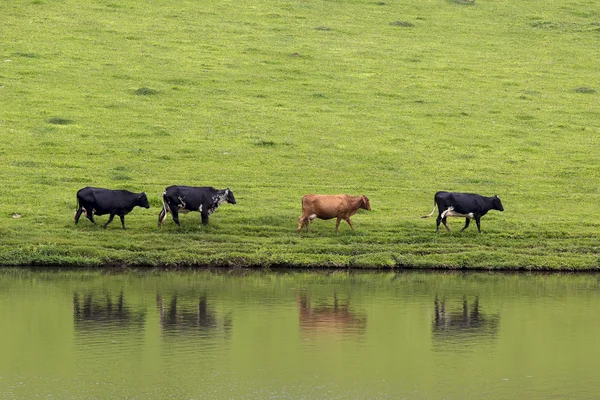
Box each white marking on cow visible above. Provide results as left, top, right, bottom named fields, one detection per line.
left=308, top=214, right=317, bottom=220
left=441, top=207, right=474, bottom=219
left=213, top=192, right=228, bottom=206
left=206, top=191, right=229, bottom=215
left=199, top=205, right=203, bottom=213
left=175, top=195, right=191, bottom=213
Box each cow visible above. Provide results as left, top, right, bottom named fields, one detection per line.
left=74, top=187, right=150, bottom=230
left=297, top=194, right=371, bottom=233
left=422, top=191, right=504, bottom=233
left=158, top=185, right=236, bottom=227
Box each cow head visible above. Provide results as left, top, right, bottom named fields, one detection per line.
left=361, top=195, right=371, bottom=211
left=137, top=193, right=150, bottom=209
left=493, top=195, right=504, bottom=212
left=225, top=188, right=236, bottom=204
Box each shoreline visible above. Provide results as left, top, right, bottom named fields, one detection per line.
left=2, top=260, right=598, bottom=272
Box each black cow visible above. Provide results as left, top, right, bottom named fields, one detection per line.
left=158, top=186, right=236, bottom=227
left=74, top=187, right=150, bottom=230
left=422, top=191, right=504, bottom=233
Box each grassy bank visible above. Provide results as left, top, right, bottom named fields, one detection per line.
left=1, top=0, right=599, bottom=269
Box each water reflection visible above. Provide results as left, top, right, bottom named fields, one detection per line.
left=73, top=291, right=146, bottom=331
left=432, top=296, right=500, bottom=344
left=6, top=270, right=600, bottom=399
left=156, top=293, right=232, bottom=336
left=297, top=290, right=367, bottom=336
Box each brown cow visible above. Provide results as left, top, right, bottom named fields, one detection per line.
left=297, top=194, right=371, bottom=233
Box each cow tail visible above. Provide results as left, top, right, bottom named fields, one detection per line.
left=74, top=192, right=85, bottom=220
left=74, top=196, right=80, bottom=221
left=159, top=191, right=170, bottom=224
left=421, top=201, right=437, bottom=219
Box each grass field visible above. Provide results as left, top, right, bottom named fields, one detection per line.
left=1, top=0, right=599, bottom=269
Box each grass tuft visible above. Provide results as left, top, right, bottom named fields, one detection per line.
left=254, top=139, right=277, bottom=147
left=449, top=0, right=475, bottom=5
left=47, top=117, right=73, bottom=125
left=574, top=87, right=596, bottom=94
left=389, top=21, right=414, bottom=27
left=13, top=52, right=38, bottom=58
left=13, top=161, right=40, bottom=168
left=111, top=174, right=132, bottom=181
left=133, top=87, right=158, bottom=96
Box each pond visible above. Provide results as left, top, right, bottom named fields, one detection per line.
left=0, top=269, right=598, bottom=399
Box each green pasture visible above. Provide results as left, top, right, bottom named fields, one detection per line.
left=1, top=0, right=599, bottom=269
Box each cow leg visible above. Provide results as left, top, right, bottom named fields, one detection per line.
left=435, top=215, right=442, bottom=233
left=306, top=215, right=318, bottom=232
left=298, top=214, right=316, bottom=233
left=86, top=212, right=96, bottom=225
left=119, top=215, right=126, bottom=230
left=441, top=217, right=451, bottom=232
left=335, top=218, right=341, bottom=233
left=460, top=218, right=471, bottom=232
left=201, top=210, right=209, bottom=226
left=306, top=216, right=313, bottom=233
left=171, top=208, right=181, bottom=227
left=103, top=213, right=115, bottom=229
left=345, top=218, right=354, bottom=230
left=297, top=216, right=308, bottom=233
left=475, top=217, right=482, bottom=233
left=74, top=207, right=84, bottom=224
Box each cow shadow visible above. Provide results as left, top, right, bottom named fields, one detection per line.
left=73, top=290, right=146, bottom=332
left=156, top=293, right=232, bottom=338
left=432, top=296, right=500, bottom=349
left=297, top=290, right=367, bottom=337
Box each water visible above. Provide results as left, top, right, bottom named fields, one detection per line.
left=0, top=269, right=599, bottom=399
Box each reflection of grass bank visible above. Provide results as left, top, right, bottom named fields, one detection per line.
left=1, top=1, right=599, bottom=270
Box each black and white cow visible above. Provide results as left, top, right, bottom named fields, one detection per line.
left=158, top=186, right=236, bottom=227
left=422, top=191, right=504, bottom=233
left=74, top=187, right=150, bottom=230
